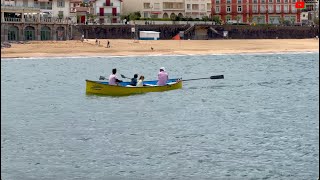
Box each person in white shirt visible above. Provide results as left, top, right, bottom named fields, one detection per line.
left=136, top=75, right=145, bottom=87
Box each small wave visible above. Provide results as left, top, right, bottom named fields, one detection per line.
left=1, top=51, right=318, bottom=60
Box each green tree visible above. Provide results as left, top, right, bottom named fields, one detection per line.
left=290, top=17, right=295, bottom=25
left=212, top=15, right=221, bottom=24
left=202, top=16, right=209, bottom=22
left=236, top=15, right=241, bottom=24
left=170, top=14, right=177, bottom=21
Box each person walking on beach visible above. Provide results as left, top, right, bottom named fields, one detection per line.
left=107, top=40, right=110, bottom=48
left=109, top=68, right=123, bottom=85
left=95, top=38, right=98, bottom=46
left=157, top=67, right=168, bottom=86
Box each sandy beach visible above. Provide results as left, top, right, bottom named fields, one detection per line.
left=1, top=39, right=319, bottom=58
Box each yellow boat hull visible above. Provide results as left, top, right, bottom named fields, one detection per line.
left=86, top=80, right=183, bottom=96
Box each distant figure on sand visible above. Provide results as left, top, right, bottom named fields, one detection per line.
left=107, top=40, right=110, bottom=48
left=151, top=47, right=154, bottom=51
left=157, top=67, right=168, bottom=86
left=95, top=38, right=98, bottom=45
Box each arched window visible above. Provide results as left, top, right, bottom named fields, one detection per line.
left=24, top=26, right=35, bottom=40
left=41, top=26, right=51, bottom=40
left=8, top=26, right=19, bottom=41
left=163, top=13, right=169, bottom=19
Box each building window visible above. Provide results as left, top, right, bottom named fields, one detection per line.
left=276, top=0, right=280, bottom=3
left=144, top=12, right=149, bottom=18
left=154, top=3, right=160, bottom=10
left=284, top=0, right=288, bottom=3
left=200, top=4, right=205, bottom=11
left=284, top=5, right=289, bottom=12
left=57, top=0, right=64, bottom=7
left=216, top=6, right=220, bottom=13
left=237, top=5, right=242, bottom=12
left=226, top=5, right=231, bottom=12
left=260, top=5, right=266, bottom=12
left=207, top=3, right=211, bottom=10
left=216, top=0, right=220, bottom=4
left=261, top=0, right=265, bottom=3
left=292, top=0, right=296, bottom=3
left=253, top=5, right=258, bottom=12
left=268, top=5, right=274, bottom=12
left=291, top=5, right=296, bottom=12
left=187, top=4, right=191, bottom=10
left=276, top=5, right=281, bottom=12
left=227, top=0, right=231, bottom=4
left=58, top=11, right=63, bottom=18
left=144, top=3, right=150, bottom=9
left=269, top=0, right=273, bottom=2
left=253, top=0, right=258, bottom=3
left=192, top=4, right=199, bottom=10
left=237, top=0, right=242, bottom=4
left=226, top=16, right=231, bottom=21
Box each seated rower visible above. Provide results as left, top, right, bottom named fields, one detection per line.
left=130, top=74, right=138, bottom=86
left=109, top=68, right=123, bottom=85
left=136, top=75, right=145, bottom=87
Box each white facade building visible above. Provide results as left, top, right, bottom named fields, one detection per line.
left=122, top=0, right=212, bottom=19
left=1, top=0, right=72, bottom=20
left=92, top=0, right=122, bottom=24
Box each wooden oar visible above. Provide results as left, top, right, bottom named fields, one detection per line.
left=182, top=75, right=224, bottom=81
left=99, top=75, right=224, bottom=81
left=120, top=74, right=131, bottom=79
left=99, top=74, right=130, bottom=80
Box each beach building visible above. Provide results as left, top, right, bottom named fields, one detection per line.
left=70, top=0, right=95, bottom=24
left=90, top=0, right=123, bottom=24
left=122, top=0, right=212, bottom=19
left=211, top=0, right=302, bottom=24
left=1, top=0, right=73, bottom=42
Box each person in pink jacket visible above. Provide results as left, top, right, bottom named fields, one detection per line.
left=157, top=67, right=168, bottom=86
left=109, top=68, right=122, bottom=85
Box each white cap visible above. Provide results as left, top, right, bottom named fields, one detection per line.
left=160, top=67, right=165, bottom=71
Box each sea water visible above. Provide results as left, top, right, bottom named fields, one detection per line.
left=1, top=53, right=319, bottom=179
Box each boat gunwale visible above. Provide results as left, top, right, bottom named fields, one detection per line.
left=85, top=79, right=182, bottom=89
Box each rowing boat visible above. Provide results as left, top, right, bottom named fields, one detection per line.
left=86, top=78, right=182, bottom=96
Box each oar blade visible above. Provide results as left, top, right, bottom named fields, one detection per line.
left=120, top=74, right=127, bottom=78
left=99, top=76, right=106, bottom=80
left=210, top=75, right=224, bottom=79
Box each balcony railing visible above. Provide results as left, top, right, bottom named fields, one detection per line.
left=97, top=13, right=120, bottom=17
left=3, top=17, right=71, bottom=24
left=4, top=17, right=21, bottom=22
left=1, top=5, right=41, bottom=12
left=103, top=2, right=113, bottom=6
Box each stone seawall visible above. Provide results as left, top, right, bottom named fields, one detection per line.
left=67, top=24, right=320, bottom=40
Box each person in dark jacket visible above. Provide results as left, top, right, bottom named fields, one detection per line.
left=130, top=74, right=138, bottom=86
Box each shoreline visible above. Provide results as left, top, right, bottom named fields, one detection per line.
left=1, top=51, right=319, bottom=60
left=1, top=39, right=319, bottom=59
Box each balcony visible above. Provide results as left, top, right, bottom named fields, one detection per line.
left=97, top=13, right=120, bottom=17
left=3, top=16, right=71, bottom=24
left=1, top=5, right=41, bottom=13
left=103, top=2, right=113, bottom=6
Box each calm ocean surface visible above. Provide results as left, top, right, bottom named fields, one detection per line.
left=1, top=53, right=319, bottom=180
